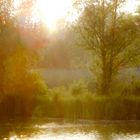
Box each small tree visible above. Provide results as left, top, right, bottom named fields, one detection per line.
left=75, top=0, right=140, bottom=94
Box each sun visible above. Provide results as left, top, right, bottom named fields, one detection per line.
left=122, top=0, right=140, bottom=14
left=35, top=0, right=139, bottom=32
left=14, top=0, right=139, bottom=32
left=14, top=0, right=79, bottom=32
left=36, top=0, right=73, bottom=31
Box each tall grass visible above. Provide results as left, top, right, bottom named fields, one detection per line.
left=33, top=80, right=140, bottom=120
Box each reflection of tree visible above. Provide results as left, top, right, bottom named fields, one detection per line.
left=0, top=121, right=38, bottom=139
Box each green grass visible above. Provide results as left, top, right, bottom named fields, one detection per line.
left=33, top=80, right=140, bottom=120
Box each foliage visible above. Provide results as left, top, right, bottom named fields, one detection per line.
left=32, top=80, right=140, bottom=120
left=0, top=0, right=139, bottom=121
left=74, top=0, right=140, bottom=94
left=0, top=0, right=47, bottom=120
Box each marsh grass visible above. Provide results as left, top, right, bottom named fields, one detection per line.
left=33, top=79, right=140, bottom=120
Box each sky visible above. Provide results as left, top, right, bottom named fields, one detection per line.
left=123, top=0, right=140, bottom=13
left=14, top=0, right=140, bottom=32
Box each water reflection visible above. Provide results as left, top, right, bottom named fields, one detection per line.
left=1, top=120, right=140, bottom=140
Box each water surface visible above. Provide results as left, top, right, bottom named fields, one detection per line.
left=1, top=120, right=140, bottom=140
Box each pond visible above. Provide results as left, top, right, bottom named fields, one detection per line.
left=1, top=119, right=140, bottom=140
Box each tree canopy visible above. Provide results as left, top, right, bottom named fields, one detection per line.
left=74, top=0, right=140, bottom=94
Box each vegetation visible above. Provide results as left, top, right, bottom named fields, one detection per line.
left=33, top=80, right=140, bottom=120
left=74, top=0, right=140, bottom=94
left=0, top=0, right=139, bottom=121
left=0, top=0, right=46, bottom=119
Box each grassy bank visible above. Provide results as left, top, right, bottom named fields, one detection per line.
left=33, top=80, right=140, bottom=120
left=0, top=76, right=139, bottom=120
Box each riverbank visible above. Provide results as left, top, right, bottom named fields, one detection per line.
left=0, top=79, right=139, bottom=121
left=34, top=86, right=140, bottom=120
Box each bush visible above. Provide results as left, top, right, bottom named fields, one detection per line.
left=0, top=71, right=47, bottom=120
left=32, top=79, right=140, bottom=120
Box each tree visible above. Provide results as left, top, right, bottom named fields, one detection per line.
left=0, top=0, right=16, bottom=95
left=0, top=0, right=47, bottom=118
left=74, top=0, right=140, bottom=94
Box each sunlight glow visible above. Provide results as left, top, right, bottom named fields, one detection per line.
left=122, top=0, right=139, bottom=14
left=14, top=0, right=139, bottom=32
left=35, top=0, right=139, bottom=31
left=36, top=0, right=73, bottom=31
left=31, top=133, right=98, bottom=140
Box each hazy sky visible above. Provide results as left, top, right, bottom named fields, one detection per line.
left=123, top=0, right=140, bottom=13
left=14, top=0, right=140, bottom=32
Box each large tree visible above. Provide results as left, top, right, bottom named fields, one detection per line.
left=0, top=0, right=47, bottom=118
left=74, top=0, right=140, bottom=94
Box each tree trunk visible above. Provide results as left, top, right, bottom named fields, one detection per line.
left=100, top=54, right=113, bottom=95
